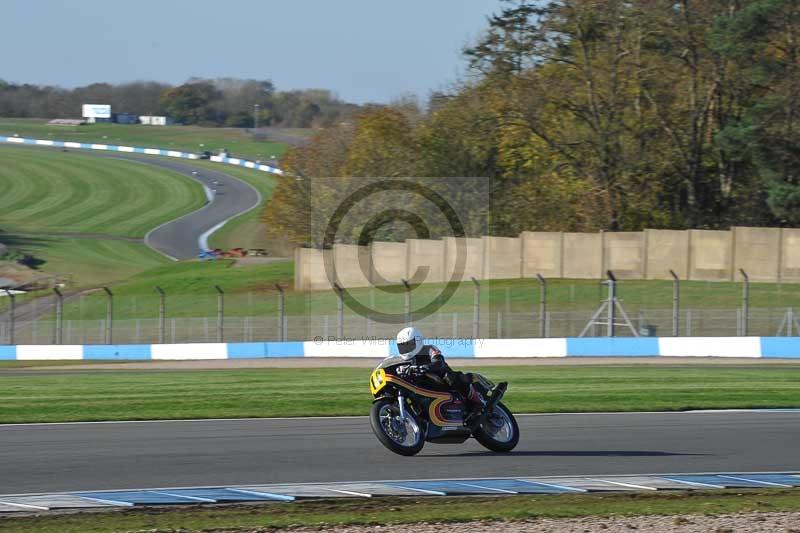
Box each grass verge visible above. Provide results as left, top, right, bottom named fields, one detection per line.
left=0, top=365, right=798, bottom=423
left=2, top=490, right=800, bottom=532
left=10, top=237, right=171, bottom=287
left=0, top=360, right=124, bottom=369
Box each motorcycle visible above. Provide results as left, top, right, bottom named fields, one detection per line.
left=368, top=356, right=519, bottom=456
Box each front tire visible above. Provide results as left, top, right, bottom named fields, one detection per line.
left=473, top=402, right=519, bottom=452
left=370, top=398, right=425, bottom=456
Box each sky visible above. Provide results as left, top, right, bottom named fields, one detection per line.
left=2, top=0, right=503, bottom=104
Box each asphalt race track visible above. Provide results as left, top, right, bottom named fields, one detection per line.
left=109, top=154, right=261, bottom=259
left=1, top=411, right=798, bottom=494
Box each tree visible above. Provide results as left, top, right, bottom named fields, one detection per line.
left=713, top=0, right=800, bottom=224
left=159, top=81, right=221, bottom=124
left=465, top=0, right=670, bottom=231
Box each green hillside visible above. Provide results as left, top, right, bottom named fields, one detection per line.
left=0, top=146, right=205, bottom=237
left=0, top=146, right=208, bottom=286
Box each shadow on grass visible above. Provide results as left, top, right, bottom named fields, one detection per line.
left=422, top=450, right=706, bottom=458
left=0, top=230, right=50, bottom=269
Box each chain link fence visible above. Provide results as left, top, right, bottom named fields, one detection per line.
left=3, top=272, right=800, bottom=345
left=3, top=307, right=800, bottom=345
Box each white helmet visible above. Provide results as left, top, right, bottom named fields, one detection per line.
left=396, top=326, right=424, bottom=360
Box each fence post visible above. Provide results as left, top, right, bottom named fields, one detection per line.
left=740, top=269, right=749, bottom=336
left=333, top=282, right=344, bottom=339
left=154, top=286, right=166, bottom=344
left=471, top=277, right=480, bottom=339
left=215, top=285, right=224, bottom=342
left=607, top=271, right=617, bottom=337
left=4, top=290, right=14, bottom=345
left=669, top=270, right=680, bottom=337
left=54, top=287, right=63, bottom=345
left=536, top=274, right=547, bottom=338
left=401, top=279, right=411, bottom=326
left=103, top=287, right=113, bottom=344
left=274, top=283, right=285, bottom=342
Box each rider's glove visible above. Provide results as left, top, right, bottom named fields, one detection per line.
left=397, top=366, right=414, bottom=378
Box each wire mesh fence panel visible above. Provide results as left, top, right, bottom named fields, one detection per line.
left=9, top=275, right=800, bottom=345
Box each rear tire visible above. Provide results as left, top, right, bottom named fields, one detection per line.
left=369, top=398, right=425, bottom=456
left=473, top=402, right=519, bottom=452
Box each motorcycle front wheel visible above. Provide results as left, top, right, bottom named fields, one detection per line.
left=473, top=402, right=519, bottom=452
left=369, top=398, right=425, bottom=456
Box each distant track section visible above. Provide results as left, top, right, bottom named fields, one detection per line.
left=91, top=153, right=262, bottom=260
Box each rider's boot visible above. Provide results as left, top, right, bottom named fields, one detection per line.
left=464, top=384, right=487, bottom=424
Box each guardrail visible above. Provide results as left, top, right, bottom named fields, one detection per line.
left=1, top=336, right=798, bottom=360
left=0, top=136, right=284, bottom=175
left=208, top=154, right=284, bottom=175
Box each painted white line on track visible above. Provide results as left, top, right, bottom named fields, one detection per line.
left=587, top=478, right=658, bottom=491
left=0, top=500, right=49, bottom=510
left=326, top=488, right=372, bottom=498
left=390, top=485, right=446, bottom=496
left=457, top=482, right=517, bottom=494
left=226, top=488, right=294, bottom=501
left=718, top=475, right=792, bottom=488
left=516, top=479, right=586, bottom=492
left=74, top=496, right=134, bottom=506
left=152, top=490, right=216, bottom=503
left=660, top=477, right=725, bottom=489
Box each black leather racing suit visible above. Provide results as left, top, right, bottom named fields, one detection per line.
left=397, top=345, right=481, bottom=405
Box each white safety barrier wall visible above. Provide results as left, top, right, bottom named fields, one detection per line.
left=1, top=337, right=798, bottom=360
left=0, top=136, right=284, bottom=175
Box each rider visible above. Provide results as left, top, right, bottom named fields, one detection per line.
left=394, top=326, right=486, bottom=415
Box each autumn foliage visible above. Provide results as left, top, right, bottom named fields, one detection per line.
left=265, top=0, right=800, bottom=246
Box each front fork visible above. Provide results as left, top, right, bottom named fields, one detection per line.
left=397, top=391, right=408, bottom=420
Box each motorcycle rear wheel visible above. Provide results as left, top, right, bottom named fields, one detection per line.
left=370, top=398, right=425, bottom=456
left=473, top=402, right=519, bottom=452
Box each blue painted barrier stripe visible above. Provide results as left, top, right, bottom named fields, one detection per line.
left=265, top=342, right=305, bottom=357
left=0, top=346, right=16, bottom=360
left=761, top=337, right=800, bottom=358
left=226, top=343, right=268, bottom=358
left=84, top=345, right=151, bottom=360
left=567, top=337, right=660, bottom=357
